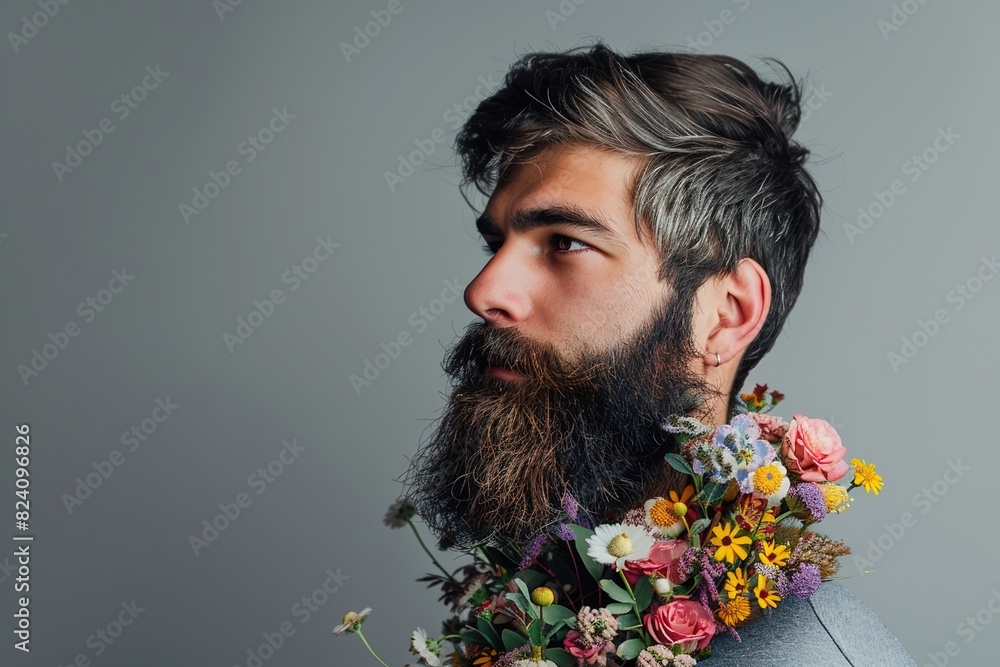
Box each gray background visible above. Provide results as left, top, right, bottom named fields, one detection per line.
left=1, top=1, right=997, bottom=665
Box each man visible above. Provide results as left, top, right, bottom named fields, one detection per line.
left=403, top=41, right=915, bottom=665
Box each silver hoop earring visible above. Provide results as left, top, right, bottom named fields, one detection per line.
left=715, top=353, right=721, bottom=367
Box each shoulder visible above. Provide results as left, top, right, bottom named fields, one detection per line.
left=806, top=581, right=916, bottom=666
left=704, top=581, right=916, bottom=666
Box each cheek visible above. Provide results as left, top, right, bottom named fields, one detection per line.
left=553, top=277, right=651, bottom=345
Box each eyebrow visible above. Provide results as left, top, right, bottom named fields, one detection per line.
left=475, top=204, right=621, bottom=243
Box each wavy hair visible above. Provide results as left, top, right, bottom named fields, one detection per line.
left=454, top=39, right=824, bottom=416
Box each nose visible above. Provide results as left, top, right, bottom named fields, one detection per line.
left=463, top=244, right=533, bottom=326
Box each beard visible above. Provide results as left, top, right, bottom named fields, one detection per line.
left=402, top=289, right=724, bottom=552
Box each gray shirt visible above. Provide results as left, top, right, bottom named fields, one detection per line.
left=703, top=581, right=916, bottom=665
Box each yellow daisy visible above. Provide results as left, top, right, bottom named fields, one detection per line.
left=851, top=458, right=884, bottom=495
left=758, top=541, right=790, bottom=568
left=710, top=522, right=752, bottom=564
left=724, top=567, right=748, bottom=598
left=753, top=576, right=782, bottom=609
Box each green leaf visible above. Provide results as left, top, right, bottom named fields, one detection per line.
left=702, top=480, right=729, bottom=504
left=569, top=524, right=605, bottom=583
left=501, top=628, right=528, bottom=652
left=542, top=604, right=576, bottom=625
left=664, top=452, right=694, bottom=476
left=476, top=617, right=502, bottom=647
left=545, top=648, right=576, bottom=667
left=513, top=578, right=541, bottom=618
left=459, top=626, right=488, bottom=647
left=688, top=517, right=710, bottom=536
left=598, top=578, right=633, bottom=603
left=529, top=617, right=543, bottom=645
left=542, top=618, right=571, bottom=643
left=633, top=576, right=653, bottom=612
left=506, top=592, right=531, bottom=615
left=604, top=601, right=633, bottom=615
left=513, top=577, right=533, bottom=601
left=617, top=612, right=639, bottom=629
left=617, top=638, right=647, bottom=661
left=515, top=569, right=547, bottom=591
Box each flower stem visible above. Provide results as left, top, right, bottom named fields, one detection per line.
left=354, top=629, right=390, bottom=667
left=618, top=570, right=651, bottom=644
left=407, top=520, right=459, bottom=585
left=771, top=510, right=795, bottom=525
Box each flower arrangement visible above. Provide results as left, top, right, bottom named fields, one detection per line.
left=336, top=384, right=884, bottom=666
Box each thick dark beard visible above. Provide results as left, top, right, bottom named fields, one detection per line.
left=402, top=291, right=722, bottom=552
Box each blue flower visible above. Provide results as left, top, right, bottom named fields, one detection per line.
left=710, top=414, right=776, bottom=493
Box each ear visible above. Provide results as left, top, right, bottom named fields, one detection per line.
left=701, top=258, right=771, bottom=366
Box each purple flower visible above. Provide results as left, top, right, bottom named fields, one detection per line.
left=774, top=571, right=791, bottom=598
left=788, top=483, right=828, bottom=522
left=557, top=523, right=576, bottom=542
left=789, top=563, right=822, bottom=598
left=561, top=490, right=580, bottom=522
left=517, top=534, right=548, bottom=570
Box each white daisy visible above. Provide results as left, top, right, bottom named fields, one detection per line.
left=331, top=607, right=371, bottom=635
left=383, top=497, right=416, bottom=528
left=750, top=460, right=791, bottom=507
left=516, top=659, right=557, bottom=667
left=586, top=522, right=655, bottom=570
left=643, top=497, right=685, bottom=538
left=409, top=627, right=442, bottom=666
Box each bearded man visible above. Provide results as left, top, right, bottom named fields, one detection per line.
left=402, top=41, right=915, bottom=665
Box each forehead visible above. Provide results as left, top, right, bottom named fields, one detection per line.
left=485, top=144, right=646, bottom=244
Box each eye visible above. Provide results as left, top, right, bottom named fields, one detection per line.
left=552, top=234, right=592, bottom=254
left=480, top=234, right=593, bottom=255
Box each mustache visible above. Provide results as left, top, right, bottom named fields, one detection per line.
left=442, top=320, right=613, bottom=389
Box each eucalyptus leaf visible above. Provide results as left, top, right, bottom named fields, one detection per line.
left=569, top=524, right=605, bottom=583
left=617, top=638, right=646, bottom=661
left=476, top=617, right=502, bottom=647
left=616, top=612, right=639, bottom=629
left=545, top=648, right=576, bottom=667
left=459, top=627, right=488, bottom=647
left=598, top=578, right=633, bottom=603
left=529, top=617, right=543, bottom=645
left=501, top=628, right=528, bottom=652
left=513, top=577, right=533, bottom=601
left=516, top=569, right=547, bottom=591
left=542, top=604, right=576, bottom=624
left=605, top=602, right=633, bottom=615
left=633, top=576, right=653, bottom=611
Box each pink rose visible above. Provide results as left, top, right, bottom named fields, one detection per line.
left=748, top=412, right=788, bottom=444
left=780, top=413, right=849, bottom=482
left=563, top=630, right=615, bottom=664
left=624, top=539, right=688, bottom=586
left=643, top=599, right=715, bottom=652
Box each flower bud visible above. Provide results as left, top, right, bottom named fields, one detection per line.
left=530, top=586, right=555, bottom=607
